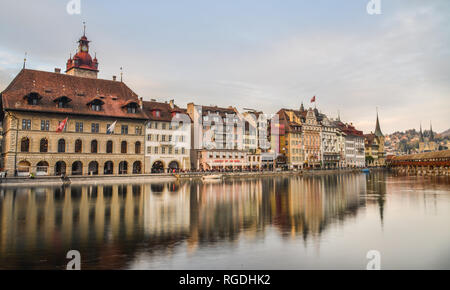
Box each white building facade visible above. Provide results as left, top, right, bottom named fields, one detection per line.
left=143, top=100, right=191, bottom=173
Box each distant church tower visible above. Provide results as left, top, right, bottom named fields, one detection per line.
left=66, top=25, right=99, bottom=79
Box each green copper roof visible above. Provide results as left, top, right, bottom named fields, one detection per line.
left=375, top=113, right=383, bottom=137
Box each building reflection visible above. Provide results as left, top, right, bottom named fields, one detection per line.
left=0, top=173, right=370, bottom=269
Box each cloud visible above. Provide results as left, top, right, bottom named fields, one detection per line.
left=0, top=0, right=449, bottom=134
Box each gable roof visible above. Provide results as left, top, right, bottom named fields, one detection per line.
left=1, top=69, right=147, bottom=120
left=142, top=100, right=192, bottom=122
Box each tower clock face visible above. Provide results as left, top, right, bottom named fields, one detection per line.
left=81, top=45, right=88, bottom=52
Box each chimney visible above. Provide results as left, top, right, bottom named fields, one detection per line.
left=112, top=76, right=117, bottom=81
left=54, top=68, right=61, bottom=74
left=138, top=97, right=143, bottom=109
left=169, top=99, right=175, bottom=109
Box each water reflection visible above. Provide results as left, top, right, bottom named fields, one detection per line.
left=0, top=172, right=448, bottom=269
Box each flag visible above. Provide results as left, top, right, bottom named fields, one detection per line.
left=107, top=121, right=117, bottom=134
left=310, top=96, right=316, bottom=103
left=56, top=117, right=68, bottom=133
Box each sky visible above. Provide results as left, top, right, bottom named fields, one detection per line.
left=0, top=0, right=449, bottom=134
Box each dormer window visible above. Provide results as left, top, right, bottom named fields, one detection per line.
left=25, top=92, right=42, bottom=105
left=87, top=98, right=104, bottom=111
left=54, top=96, right=72, bottom=108
left=123, top=101, right=139, bottom=114
left=153, top=110, right=161, bottom=117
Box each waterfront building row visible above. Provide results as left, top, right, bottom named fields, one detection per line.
left=0, top=29, right=383, bottom=176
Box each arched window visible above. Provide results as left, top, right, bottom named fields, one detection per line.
left=121, top=141, right=127, bottom=154
left=132, top=161, right=142, bottom=174
left=75, top=139, right=82, bottom=153
left=36, top=161, right=49, bottom=175
left=58, top=139, right=66, bottom=153
left=88, top=161, right=99, bottom=175
left=91, top=140, right=98, bottom=153
left=17, top=160, right=31, bottom=176
left=55, top=161, right=66, bottom=176
left=40, top=138, right=48, bottom=153
left=119, top=161, right=128, bottom=174
left=135, top=141, right=141, bottom=154
left=104, top=161, right=114, bottom=175
left=20, top=137, right=30, bottom=152
left=106, top=140, right=113, bottom=153
left=71, top=161, right=83, bottom=175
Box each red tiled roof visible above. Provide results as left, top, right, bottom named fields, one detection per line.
left=142, top=100, right=192, bottom=122
left=1, top=69, right=148, bottom=120
left=201, top=105, right=237, bottom=117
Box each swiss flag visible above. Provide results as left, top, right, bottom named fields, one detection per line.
left=310, top=96, right=316, bottom=103
left=57, top=117, right=68, bottom=133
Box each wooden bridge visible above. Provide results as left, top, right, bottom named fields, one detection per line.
left=388, top=150, right=450, bottom=176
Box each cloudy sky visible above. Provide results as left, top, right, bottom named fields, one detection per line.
left=0, top=0, right=449, bottom=134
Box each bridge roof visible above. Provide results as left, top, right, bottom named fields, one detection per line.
left=393, top=150, right=450, bottom=161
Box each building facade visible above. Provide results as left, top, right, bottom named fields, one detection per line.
left=364, top=113, right=386, bottom=166
left=320, top=116, right=340, bottom=169
left=303, top=108, right=321, bottom=168
left=186, top=103, right=249, bottom=170
left=143, top=100, right=191, bottom=173
left=0, top=32, right=146, bottom=176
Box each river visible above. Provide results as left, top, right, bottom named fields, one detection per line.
left=0, top=172, right=449, bottom=269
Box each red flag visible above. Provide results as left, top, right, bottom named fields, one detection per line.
left=57, top=117, right=68, bottom=133
left=310, top=96, right=316, bottom=103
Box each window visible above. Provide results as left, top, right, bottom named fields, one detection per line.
left=58, top=139, right=66, bottom=153
left=161, top=147, right=166, bottom=154
left=147, top=146, right=151, bottom=154
left=75, top=139, right=82, bottom=153
left=154, top=147, right=159, bottom=154
left=127, top=106, right=137, bottom=114
left=91, top=140, right=98, bottom=153
left=182, top=148, right=185, bottom=155
left=162, top=123, right=166, bottom=130
left=135, top=142, right=141, bottom=154
left=91, top=123, right=99, bottom=133
left=121, top=141, right=127, bottom=153
left=121, top=125, right=128, bottom=135
left=40, top=138, right=48, bottom=153
left=106, top=141, right=113, bottom=153
left=135, top=126, right=142, bottom=135
left=22, top=119, right=31, bottom=130
left=41, top=120, right=50, bottom=131
left=21, top=137, right=30, bottom=152
left=161, top=135, right=166, bottom=142
left=76, top=122, right=84, bottom=133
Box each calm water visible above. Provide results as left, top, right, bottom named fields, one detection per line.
left=0, top=172, right=449, bottom=270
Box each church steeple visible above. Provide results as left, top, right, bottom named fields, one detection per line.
left=374, top=110, right=383, bottom=137
left=419, top=123, right=424, bottom=142
left=300, top=102, right=305, bottom=112
left=429, top=122, right=434, bottom=141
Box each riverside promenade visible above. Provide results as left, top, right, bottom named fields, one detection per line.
left=0, top=168, right=378, bottom=187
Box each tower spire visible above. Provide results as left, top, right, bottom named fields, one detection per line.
left=83, top=21, right=86, bottom=36
left=23, top=52, right=27, bottom=69
left=419, top=123, right=424, bottom=142
left=374, top=108, right=383, bottom=137
left=430, top=121, right=434, bottom=141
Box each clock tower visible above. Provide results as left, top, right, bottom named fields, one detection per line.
left=66, top=29, right=99, bottom=79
